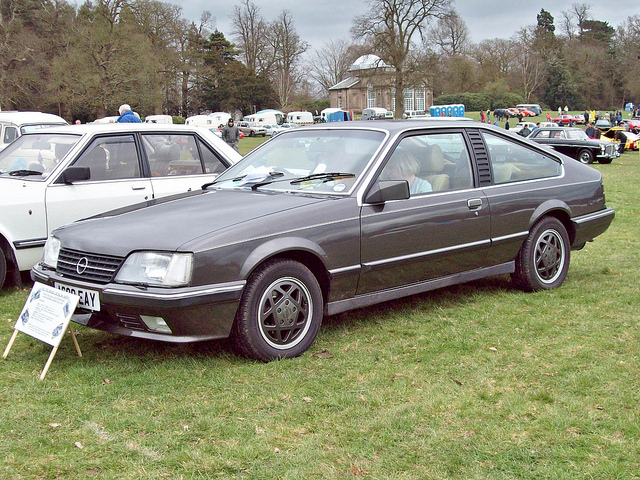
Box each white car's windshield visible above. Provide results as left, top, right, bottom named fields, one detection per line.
left=0, top=133, right=80, bottom=180
left=213, top=129, right=385, bottom=193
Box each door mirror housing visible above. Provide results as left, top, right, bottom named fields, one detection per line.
left=364, top=180, right=410, bottom=204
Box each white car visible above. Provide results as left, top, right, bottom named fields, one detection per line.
left=237, top=121, right=267, bottom=137
left=0, top=123, right=241, bottom=288
left=263, top=124, right=285, bottom=136
left=511, top=122, right=537, bottom=135
left=0, top=111, right=68, bottom=151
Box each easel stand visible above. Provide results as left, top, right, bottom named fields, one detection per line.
left=3, top=325, right=83, bottom=380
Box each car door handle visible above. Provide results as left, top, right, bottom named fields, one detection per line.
left=131, top=185, right=147, bottom=191
left=467, top=198, right=483, bottom=210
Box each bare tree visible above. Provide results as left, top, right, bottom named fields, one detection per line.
left=427, top=10, right=469, bottom=56
left=515, top=26, right=545, bottom=101
left=351, top=0, right=449, bottom=118
left=560, top=3, right=592, bottom=40
left=308, top=39, right=358, bottom=95
left=232, top=0, right=273, bottom=75
left=268, top=10, right=309, bottom=109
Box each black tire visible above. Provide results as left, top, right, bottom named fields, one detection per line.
left=0, top=250, right=6, bottom=289
left=513, top=217, right=570, bottom=292
left=231, top=259, right=323, bottom=361
left=577, top=149, right=594, bottom=164
left=250, top=130, right=255, bottom=137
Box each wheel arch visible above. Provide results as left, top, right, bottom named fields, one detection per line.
left=240, top=238, right=331, bottom=304
left=529, top=202, right=575, bottom=244
left=0, top=232, right=20, bottom=286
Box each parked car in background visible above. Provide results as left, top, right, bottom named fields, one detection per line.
left=237, top=121, right=267, bottom=137
left=511, top=122, right=537, bottom=135
left=600, top=127, right=639, bottom=151
left=0, top=123, right=241, bottom=288
left=403, top=110, right=428, bottom=119
left=552, top=115, right=578, bottom=126
left=515, top=103, right=542, bottom=115
left=628, top=117, right=640, bottom=133
left=573, top=114, right=586, bottom=124
left=263, top=124, right=285, bottom=136
left=33, top=121, right=613, bottom=361
left=528, top=126, right=619, bottom=164
left=516, top=107, right=536, bottom=117
left=595, top=118, right=613, bottom=131
left=0, top=112, right=68, bottom=151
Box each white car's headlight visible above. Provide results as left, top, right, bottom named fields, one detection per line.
left=42, top=236, right=61, bottom=268
left=115, top=252, right=193, bottom=287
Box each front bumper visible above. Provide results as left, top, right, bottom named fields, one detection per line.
left=31, top=264, right=245, bottom=343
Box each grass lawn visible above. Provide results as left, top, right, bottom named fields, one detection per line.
left=0, top=146, right=638, bottom=479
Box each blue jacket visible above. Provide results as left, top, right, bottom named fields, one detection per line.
left=116, top=110, right=142, bottom=123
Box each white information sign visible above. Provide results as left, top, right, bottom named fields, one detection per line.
left=14, top=282, right=80, bottom=347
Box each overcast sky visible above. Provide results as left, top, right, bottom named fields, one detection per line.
left=177, top=0, right=637, bottom=55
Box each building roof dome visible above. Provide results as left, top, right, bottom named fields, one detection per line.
left=350, top=54, right=390, bottom=70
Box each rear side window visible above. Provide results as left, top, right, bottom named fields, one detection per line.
left=3, top=126, right=18, bottom=144
left=481, top=132, right=561, bottom=184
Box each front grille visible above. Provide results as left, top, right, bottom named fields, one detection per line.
left=57, top=248, right=124, bottom=283
left=605, top=144, right=617, bottom=156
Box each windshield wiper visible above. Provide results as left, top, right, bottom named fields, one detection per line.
left=7, top=169, right=44, bottom=176
left=290, top=172, right=355, bottom=184
left=202, top=171, right=286, bottom=190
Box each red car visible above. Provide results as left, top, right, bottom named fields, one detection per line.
left=552, top=115, right=578, bottom=126
left=517, top=107, right=536, bottom=117
left=628, top=117, right=640, bottom=134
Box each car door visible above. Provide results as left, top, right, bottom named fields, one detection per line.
left=45, top=133, right=152, bottom=235
left=358, top=131, right=491, bottom=295
left=141, top=132, right=230, bottom=197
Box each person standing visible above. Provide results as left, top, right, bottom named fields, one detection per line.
left=585, top=122, right=596, bottom=138
left=222, top=118, right=240, bottom=153
left=505, top=117, right=510, bottom=130
left=116, top=104, right=142, bottom=123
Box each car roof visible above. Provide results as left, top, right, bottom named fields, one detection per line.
left=292, top=119, right=479, bottom=136
left=22, top=123, right=220, bottom=136
left=0, top=111, right=68, bottom=125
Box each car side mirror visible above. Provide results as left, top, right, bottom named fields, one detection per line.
left=60, top=166, right=91, bottom=184
left=364, top=180, right=410, bottom=204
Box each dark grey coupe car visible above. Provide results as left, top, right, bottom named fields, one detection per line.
left=32, top=121, right=614, bottom=361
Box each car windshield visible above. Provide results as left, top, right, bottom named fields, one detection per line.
left=566, top=129, right=589, bottom=140
left=212, top=128, right=385, bottom=193
left=0, top=133, right=80, bottom=180
left=20, top=123, right=66, bottom=134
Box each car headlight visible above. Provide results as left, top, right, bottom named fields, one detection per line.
left=42, top=236, right=61, bottom=268
left=115, top=252, right=193, bottom=287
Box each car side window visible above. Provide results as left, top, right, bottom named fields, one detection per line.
left=142, top=134, right=205, bottom=177
left=198, top=138, right=228, bottom=174
left=481, top=132, right=562, bottom=184
left=3, top=126, right=18, bottom=144
left=379, top=133, right=473, bottom=196
left=74, top=135, right=141, bottom=181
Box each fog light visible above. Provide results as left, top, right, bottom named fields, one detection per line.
left=140, top=316, right=172, bottom=334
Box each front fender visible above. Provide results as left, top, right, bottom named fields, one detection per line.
left=240, top=237, right=328, bottom=279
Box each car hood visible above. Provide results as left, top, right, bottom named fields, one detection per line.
left=53, top=188, right=332, bottom=256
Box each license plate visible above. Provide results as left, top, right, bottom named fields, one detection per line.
left=55, top=283, right=101, bottom=312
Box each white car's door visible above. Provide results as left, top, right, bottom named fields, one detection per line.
left=45, top=134, right=152, bottom=235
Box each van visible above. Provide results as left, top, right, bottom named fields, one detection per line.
left=0, top=111, right=68, bottom=151
left=286, top=111, right=314, bottom=124
left=145, top=114, right=173, bottom=124
left=185, top=115, right=217, bottom=127
left=516, top=104, right=542, bottom=115
left=208, top=112, right=231, bottom=127
left=362, top=107, right=388, bottom=120
left=243, top=111, right=284, bottom=126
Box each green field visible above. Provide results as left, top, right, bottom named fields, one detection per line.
left=0, top=147, right=638, bottom=479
